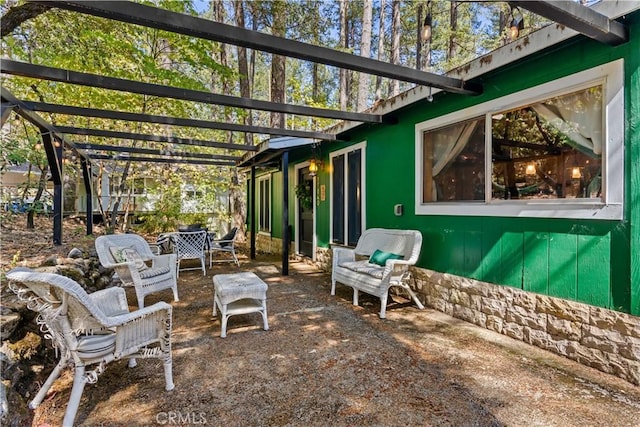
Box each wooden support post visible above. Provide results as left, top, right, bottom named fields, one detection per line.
left=81, top=158, right=93, bottom=235
left=52, top=138, right=63, bottom=246
left=250, top=166, right=256, bottom=260
left=282, top=151, right=289, bottom=276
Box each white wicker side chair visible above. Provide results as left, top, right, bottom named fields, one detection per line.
left=95, top=233, right=178, bottom=309
left=173, top=230, right=207, bottom=277
left=6, top=268, right=174, bottom=426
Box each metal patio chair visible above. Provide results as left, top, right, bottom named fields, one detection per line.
left=209, top=227, right=240, bottom=267
left=173, top=230, right=208, bottom=277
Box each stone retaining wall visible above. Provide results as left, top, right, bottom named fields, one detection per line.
left=254, top=234, right=283, bottom=255
left=412, top=268, right=640, bottom=386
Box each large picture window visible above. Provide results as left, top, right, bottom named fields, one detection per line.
left=415, top=60, right=623, bottom=219
left=331, top=143, right=365, bottom=246
left=257, top=175, right=271, bottom=233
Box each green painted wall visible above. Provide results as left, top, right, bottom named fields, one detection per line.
left=627, top=17, right=640, bottom=317
left=255, top=15, right=640, bottom=315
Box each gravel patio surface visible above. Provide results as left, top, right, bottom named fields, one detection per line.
left=25, top=255, right=640, bottom=426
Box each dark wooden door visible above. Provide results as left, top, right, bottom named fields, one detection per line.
left=298, top=168, right=314, bottom=258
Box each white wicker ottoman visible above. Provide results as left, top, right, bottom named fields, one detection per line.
left=212, top=272, right=269, bottom=338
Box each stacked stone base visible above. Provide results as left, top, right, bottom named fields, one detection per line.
left=412, top=268, right=640, bottom=386
left=254, top=234, right=283, bottom=255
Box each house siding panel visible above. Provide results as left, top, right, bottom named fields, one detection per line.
left=548, top=232, right=578, bottom=301
left=628, top=21, right=640, bottom=318
left=577, top=233, right=611, bottom=308
left=523, top=231, right=549, bottom=295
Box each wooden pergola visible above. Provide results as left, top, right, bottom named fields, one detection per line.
left=0, top=0, right=627, bottom=274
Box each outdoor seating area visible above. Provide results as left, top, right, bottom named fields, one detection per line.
left=3, top=1, right=640, bottom=424
left=5, top=256, right=640, bottom=426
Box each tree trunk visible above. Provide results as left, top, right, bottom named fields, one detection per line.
left=417, top=3, right=423, bottom=71
left=339, top=0, right=348, bottom=111
left=357, top=0, right=373, bottom=111
left=26, top=164, right=48, bottom=229
left=235, top=0, right=253, bottom=146
left=448, top=1, right=458, bottom=61
left=230, top=169, right=246, bottom=242
left=375, top=0, right=386, bottom=101
left=356, top=0, right=373, bottom=112
left=390, top=0, right=400, bottom=97
left=249, top=2, right=257, bottom=98
left=213, top=0, right=233, bottom=143
left=1, top=2, right=52, bottom=37
left=270, top=1, right=286, bottom=129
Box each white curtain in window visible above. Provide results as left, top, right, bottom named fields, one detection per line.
left=531, top=89, right=602, bottom=156
left=428, top=120, right=478, bottom=201
left=432, top=121, right=478, bottom=175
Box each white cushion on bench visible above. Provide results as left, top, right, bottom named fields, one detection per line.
left=338, top=260, right=385, bottom=279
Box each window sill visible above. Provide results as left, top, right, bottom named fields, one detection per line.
left=415, top=200, right=622, bottom=220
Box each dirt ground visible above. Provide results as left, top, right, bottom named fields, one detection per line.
left=2, top=215, right=640, bottom=426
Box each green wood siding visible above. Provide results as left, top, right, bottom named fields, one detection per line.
left=628, top=19, right=640, bottom=316
left=548, top=232, right=577, bottom=300
left=271, top=171, right=283, bottom=239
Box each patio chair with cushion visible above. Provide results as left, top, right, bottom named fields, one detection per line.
left=95, top=233, right=178, bottom=309
left=6, top=268, right=174, bottom=426
left=209, top=227, right=239, bottom=267
left=173, top=230, right=208, bottom=277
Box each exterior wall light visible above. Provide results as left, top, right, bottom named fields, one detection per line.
left=309, top=159, right=319, bottom=177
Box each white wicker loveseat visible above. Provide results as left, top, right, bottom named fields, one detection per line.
left=95, top=234, right=178, bottom=309
left=331, top=228, right=424, bottom=318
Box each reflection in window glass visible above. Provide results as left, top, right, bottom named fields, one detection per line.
left=491, top=86, right=602, bottom=200
left=133, top=178, right=145, bottom=195
left=422, top=117, right=485, bottom=202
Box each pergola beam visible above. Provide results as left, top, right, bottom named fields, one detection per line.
left=1, top=102, right=15, bottom=126
left=1, top=60, right=382, bottom=123
left=56, top=126, right=259, bottom=151
left=20, top=101, right=337, bottom=140
left=40, top=0, right=482, bottom=95
left=88, top=154, right=235, bottom=166
left=509, top=1, right=627, bottom=46
left=74, top=142, right=241, bottom=161
left=1, top=86, right=80, bottom=185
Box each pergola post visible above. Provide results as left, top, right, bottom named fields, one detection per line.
left=80, top=158, right=93, bottom=235
left=281, top=151, right=289, bottom=276
left=49, top=136, right=64, bottom=245
left=250, top=166, right=256, bottom=260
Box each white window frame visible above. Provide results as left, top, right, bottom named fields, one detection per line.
left=415, top=60, right=624, bottom=220
left=257, top=174, right=271, bottom=234
left=330, top=141, right=367, bottom=245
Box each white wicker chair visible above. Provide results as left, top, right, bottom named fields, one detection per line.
left=95, top=234, right=178, bottom=309
left=209, top=227, right=240, bottom=267
left=6, top=268, right=174, bottom=426
left=173, top=230, right=207, bottom=277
